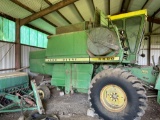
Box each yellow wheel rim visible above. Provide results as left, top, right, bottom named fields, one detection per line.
left=100, top=84, right=127, bottom=112
left=38, top=90, right=44, bottom=99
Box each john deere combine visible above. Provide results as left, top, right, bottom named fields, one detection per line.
left=29, top=9, right=160, bottom=120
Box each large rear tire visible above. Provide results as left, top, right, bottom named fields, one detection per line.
left=88, top=68, right=147, bottom=120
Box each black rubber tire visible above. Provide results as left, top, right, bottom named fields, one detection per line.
left=38, top=85, right=51, bottom=100
left=88, top=68, right=147, bottom=120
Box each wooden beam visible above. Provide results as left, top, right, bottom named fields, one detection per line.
left=148, top=17, right=160, bottom=24
left=90, top=0, right=95, bottom=12
left=152, top=8, right=160, bottom=17
left=0, top=12, right=15, bottom=21
left=57, top=11, right=72, bottom=24
left=121, top=0, right=125, bottom=12
left=108, top=0, right=110, bottom=15
left=73, top=3, right=85, bottom=21
left=141, top=0, right=149, bottom=9
left=15, top=19, right=21, bottom=69
left=11, top=0, right=57, bottom=27
left=0, top=68, right=16, bottom=71
left=44, top=0, right=72, bottom=24
left=121, top=0, right=130, bottom=13
left=44, top=0, right=53, bottom=6
left=20, top=0, right=78, bottom=26
left=41, top=18, right=57, bottom=27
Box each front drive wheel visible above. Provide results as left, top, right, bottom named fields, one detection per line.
left=89, top=68, right=147, bottom=120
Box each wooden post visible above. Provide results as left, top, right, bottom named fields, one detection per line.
left=15, top=19, right=21, bottom=69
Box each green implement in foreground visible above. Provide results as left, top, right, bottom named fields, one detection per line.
left=30, top=9, right=160, bottom=120
left=0, top=72, right=44, bottom=114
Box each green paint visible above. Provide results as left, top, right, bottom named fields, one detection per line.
left=125, top=66, right=158, bottom=85
left=51, top=64, right=93, bottom=94
left=29, top=10, right=160, bottom=104
left=46, top=31, right=89, bottom=58
left=0, top=72, right=44, bottom=113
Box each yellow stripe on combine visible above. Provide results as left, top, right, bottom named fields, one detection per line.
left=45, top=58, right=89, bottom=62
left=108, top=9, right=147, bottom=21
left=45, top=57, right=119, bottom=62
left=90, top=57, right=119, bottom=62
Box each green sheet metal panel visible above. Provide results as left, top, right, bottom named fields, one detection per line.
left=43, top=34, right=48, bottom=48
left=51, top=64, right=93, bottom=94
left=46, top=31, right=89, bottom=58
left=51, top=64, right=66, bottom=86
left=20, top=26, right=48, bottom=48
left=29, top=50, right=53, bottom=75
left=65, top=64, right=72, bottom=94
left=21, top=26, right=30, bottom=45
left=30, top=29, right=38, bottom=46
left=8, top=20, right=15, bottom=42
left=0, top=17, right=15, bottom=42
left=37, top=31, right=43, bottom=47
left=126, top=66, right=158, bottom=85
left=3, top=18, right=9, bottom=41
left=72, top=64, right=93, bottom=93
left=0, top=72, right=29, bottom=92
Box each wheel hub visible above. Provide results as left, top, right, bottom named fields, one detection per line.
left=100, top=84, right=127, bottom=112
left=38, top=90, right=44, bottom=99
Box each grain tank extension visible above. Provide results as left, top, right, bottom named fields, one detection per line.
left=30, top=10, right=160, bottom=120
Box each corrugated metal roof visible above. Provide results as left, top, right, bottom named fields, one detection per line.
left=17, top=0, right=49, bottom=12
left=29, top=18, right=56, bottom=34
left=128, top=0, right=146, bottom=12
left=0, top=0, right=31, bottom=19
left=44, top=12, right=69, bottom=27
left=144, top=0, right=160, bottom=16
left=110, top=0, right=123, bottom=15
left=59, top=4, right=83, bottom=24
left=93, top=0, right=108, bottom=15
left=75, top=0, right=94, bottom=21
left=0, top=0, right=159, bottom=35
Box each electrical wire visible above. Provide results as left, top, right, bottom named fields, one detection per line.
left=0, top=44, right=14, bottom=63
left=0, top=43, right=8, bottom=48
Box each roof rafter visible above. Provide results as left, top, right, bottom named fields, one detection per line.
left=147, top=8, right=160, bottom=25
left=20, top=0, right=78, bottom=26
left=108, top=0, right=110, bottom=15
left=44, top=0, right=72, bottom=24
left=44, top=0, right=53, bottom=6
left=73, top=3, right=85, bottom=21
left=141, top=0, right=149, bottom=9
left=152, top=8, right=160, bottom=17
left=56, top=11, right=72, bottom=24
left=90, top=0, right=95, bottom=12
left=148, top=17, right=160, bottom=24
left=10, top=0, right=57, bottom=27
left=120, top=0, right=131, bottom=13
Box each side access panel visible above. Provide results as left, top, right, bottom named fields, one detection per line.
left=51, top=64, right=93, bottom=94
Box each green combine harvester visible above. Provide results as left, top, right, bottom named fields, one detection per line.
left=30, top=9, right=160, bottom=120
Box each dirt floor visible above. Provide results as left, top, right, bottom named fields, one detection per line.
left=1, top=88, right=160, bottom=120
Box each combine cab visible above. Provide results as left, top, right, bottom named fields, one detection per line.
left=29, top=9, right=160, bottom=120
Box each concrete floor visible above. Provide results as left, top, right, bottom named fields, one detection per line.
left=1, top=88, right=160, bottom=120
